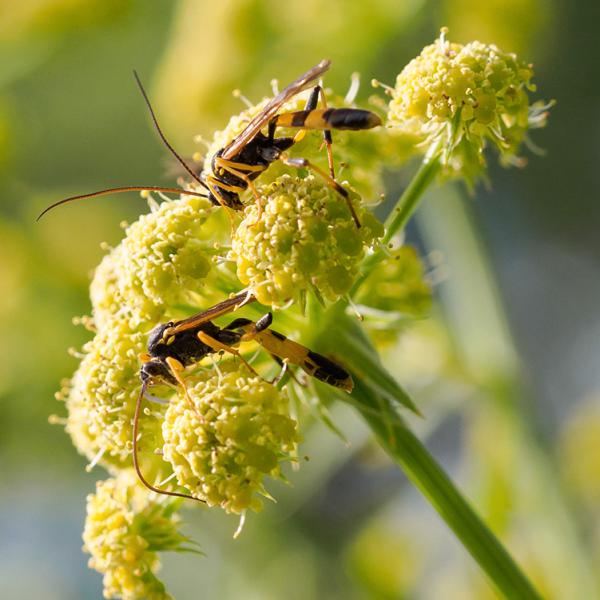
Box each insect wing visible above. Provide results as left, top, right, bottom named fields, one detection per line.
left=222, top=59, right=331, bottom=159
left=168, top=292, right=256, bottom=335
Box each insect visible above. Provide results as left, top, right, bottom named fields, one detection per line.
left=133, top=291, right=353, bottom=500
left=37, top=60, right=382, bottom=227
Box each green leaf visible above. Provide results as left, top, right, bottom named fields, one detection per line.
left=347, top=378, right=543, bottom=600
left=334, top=319, right=421, bottom=416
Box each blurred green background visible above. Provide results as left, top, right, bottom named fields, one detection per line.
left=1, top=0, right=599, bottom=598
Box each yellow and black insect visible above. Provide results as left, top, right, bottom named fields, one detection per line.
left=37, top=60, right=381, bottom=226
left=133, top=291, right=353, bottom=500
left=202, top=59, right=381, bottom=227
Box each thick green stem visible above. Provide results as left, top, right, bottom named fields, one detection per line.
left=336, top=142, right=542, bottom=597
left=350, top=147, right=442, bottom=297
left=350, top=381, right=543, bottom=599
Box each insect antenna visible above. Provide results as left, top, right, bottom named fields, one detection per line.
left=36, top=185, right=209, bottom=221
left=133, top=70, right=209, bottom=191
left=133, top=382, right=205, bottom=503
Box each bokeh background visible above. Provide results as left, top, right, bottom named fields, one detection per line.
left=1, top=0, right=599, bottom=598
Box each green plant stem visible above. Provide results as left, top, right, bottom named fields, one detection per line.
left=349, top=144, right=442, bottom=297
left=350, top=380, right=543, bottom=600
left=336, top=142, right=542, bottom=597
left=381, top=146, right=442, bottom=246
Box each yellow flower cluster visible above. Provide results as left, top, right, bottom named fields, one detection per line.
left=90, top=195, right=227, bottom=328
left=64, top=321, right=146, bottom=468
left=231, top=174, right=383, bottom=307
left=64, top=194, right=232, bottom=479
left=83, top=472, right=190, bottom=600
left=387, top=29, right=548, bottom=181
left=162, top=362, right=299, bottom=514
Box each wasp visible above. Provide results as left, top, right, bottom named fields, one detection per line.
left=37, top=60, right=381, bottom=227
left=133, top=291, right=353, bottom=500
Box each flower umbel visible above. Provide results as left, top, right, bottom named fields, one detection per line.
left=386, top=28, right=550, bottom=182
left=91, top=195, right=228, bottom=328
left=83, top=472, right=194, bottom=600
left=63, top=321, right=148, bottom=468
left=162, top=361, right=299, bottom=514
left=230, top=174, right=383, bottom=308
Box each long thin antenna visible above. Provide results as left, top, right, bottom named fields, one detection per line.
left=133, top=70, right=208, bottom=190
left=133, top=382, right=205, bottom=503
left=36, top=185, right=209, bottom=221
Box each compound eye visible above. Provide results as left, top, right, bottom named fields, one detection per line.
left=260, top=147, right=280, bottom=161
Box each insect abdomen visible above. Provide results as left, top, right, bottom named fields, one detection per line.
left=320, top=108, right=381, bottom=130
left=304, top=350, right=354, bottom=392
left=254, top=330, right=354, bottom=392
left=275, top=108, right=381, bottom=131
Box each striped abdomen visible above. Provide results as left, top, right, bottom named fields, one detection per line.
left=275, top=108, right=381, bottom=131
left=254, top=330, right=354, bottom=392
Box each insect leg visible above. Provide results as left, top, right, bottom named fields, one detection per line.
left=280, top=155, right=361, bottom=228
left=258, top=331, right=353, bottom=391
left=288, top=85, right=320, bottom=144
left=165, top=356, right=204, bottom=420
left=203, top=174, right=245, bottom=206
left=226, top=316, right=351, bottom=390
left=235, top=313, right=273, bottom=341
left=213, top=157, right=265, bottom=205
left=196, top=331, right=261, bottom=378
left=307, top=85, right=335, bottom=179
left=225, top=315, right=305, bottom=386
left=203, top=174, right=242, bottom=231
left=279, top=85, right=335, bottom=178
left=213, top=158, right=269, bottom=225
left=267, top=355, right=306, bottom=386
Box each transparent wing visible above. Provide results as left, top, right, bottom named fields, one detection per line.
left=168, top=292, right=256, bottom=334
left=222, top=59, right=331, bottom=159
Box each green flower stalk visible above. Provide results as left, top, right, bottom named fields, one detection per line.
left=83, top=471, right=194, bottom=600
left=162, top=361, right=299, bottom=514
left=230, top=174, right=383, bottom=307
